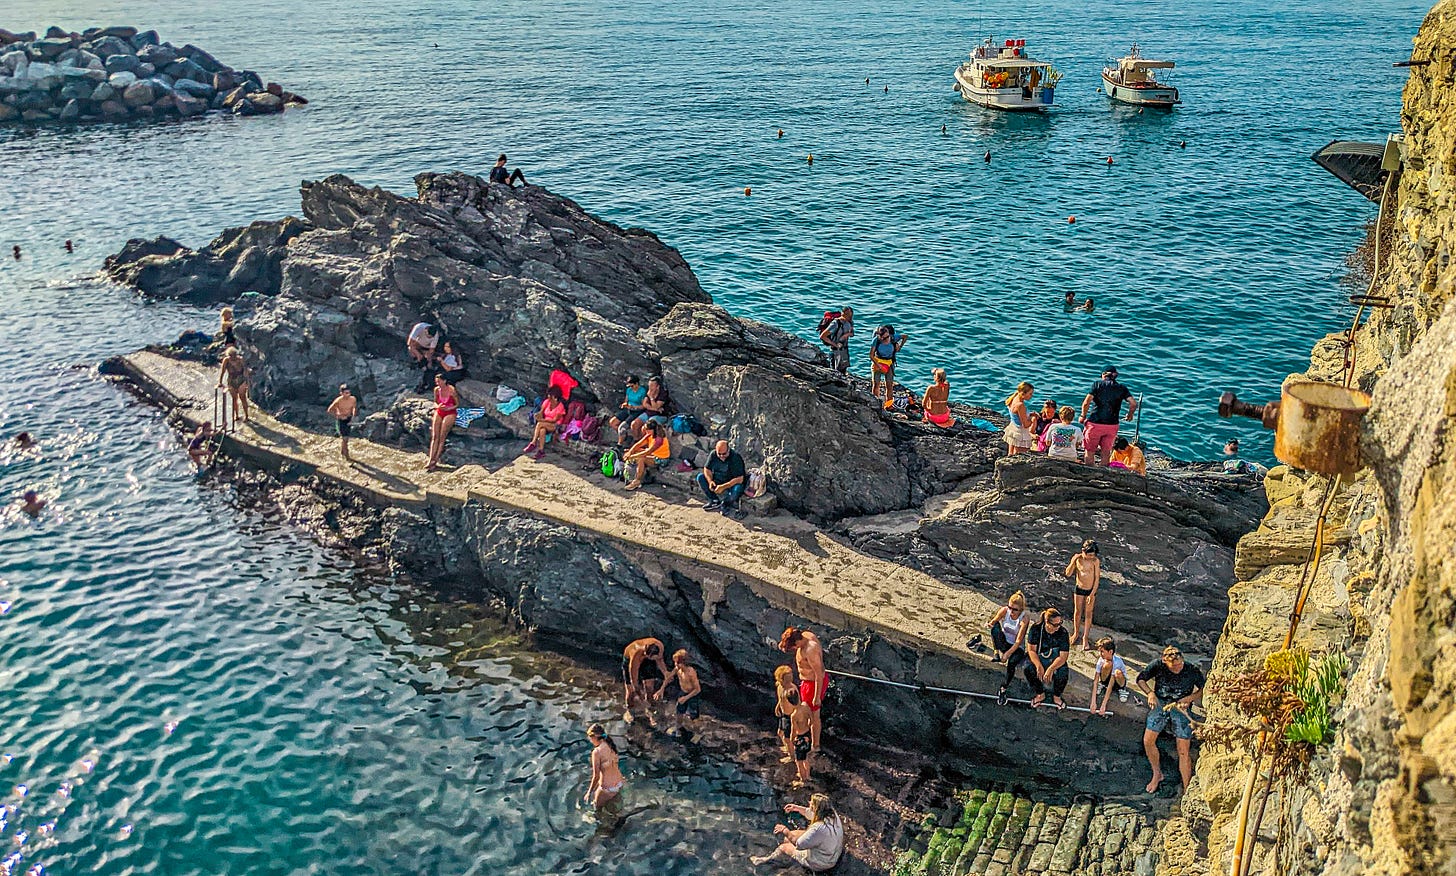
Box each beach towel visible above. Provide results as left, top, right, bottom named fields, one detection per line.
left=456, top=407, right=489, bottom=429
left=496, top=396, right=527, bottom=416
left=549, top=369, right=579, bottom=400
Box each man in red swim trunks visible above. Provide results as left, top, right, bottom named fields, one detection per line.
left=779, top=627, right=827, bottom=751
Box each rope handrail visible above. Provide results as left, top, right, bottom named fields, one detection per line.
left=824, top=667, right=1155, bottom=717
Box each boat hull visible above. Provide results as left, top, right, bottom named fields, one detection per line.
left=1101, top=72, right=1178, bottom=107
left=955, top=68, right=1053, bottom=110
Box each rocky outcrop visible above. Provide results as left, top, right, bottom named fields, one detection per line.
left=0, top=25, right=306, bottom=125
left=104, top=171, right=1014, bottom=520
left=1157, top=3, right=1456, bottom=874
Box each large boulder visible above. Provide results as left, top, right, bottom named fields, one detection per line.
left=104, top=218, right=310, bottom=303
left=172, top=92, right=206, bottom=117
left=121, top=79, right=155, bottom=106
left=107, top=70, right=136, bottom=89
left=180, top=44, right=225, bottom=74
left=136, top=43, right=177, bottom=66
left=103, top=52, right=140, bottom=75
left=87, top=35, right=134, bottom=59
left=32, top=38, right=72, bottom=59
left=172, top=78, right=213, bottom=99
left=164, top=57, right=207, bottom=83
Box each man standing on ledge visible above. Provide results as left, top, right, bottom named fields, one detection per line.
left=327, top=384, right=358, bottom=461
left=1080, top=366, right=1137, bottom=466
left=1137, top=645, right=1205, bottom=794
left=697, top=440, right=747, bottom=516
left=489, top=154, right=526, bottom=188
left=779, top=627, right=827, bottom=752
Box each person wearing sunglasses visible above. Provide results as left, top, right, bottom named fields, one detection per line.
left=1022, top=608, right=1071, bottom=709
left=1136, top=646, right=1205, bottom=794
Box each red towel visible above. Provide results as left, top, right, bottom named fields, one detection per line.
left=549, top=369, right=578, bottom=400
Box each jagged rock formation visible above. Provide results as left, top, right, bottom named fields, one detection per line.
left=1157, top=2, right=1456, bottom=874
left=0, top=25, right=305, bottom=125
left=105, top=171, right=1013, bottom=520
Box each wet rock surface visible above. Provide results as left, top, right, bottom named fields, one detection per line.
left=0, top=26, right=306, bottom=125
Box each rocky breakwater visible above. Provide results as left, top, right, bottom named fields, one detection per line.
left=0, top=25, right=305, bottom=125
left=106, top=171, right=1264, bottom=798
left=1156, top=2, right=1456, bottom=874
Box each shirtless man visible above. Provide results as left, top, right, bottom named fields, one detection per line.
left=779, top=627, right=827, bottom=751
left=326, top=384, right=359, bottom=461
left=658, top=649, right=703, bottom=738
left=1066, top=539, right=1102, bottom=649
left=19, top=490, right=46, bottom=518
left=621, top=638, right=669, bottom=727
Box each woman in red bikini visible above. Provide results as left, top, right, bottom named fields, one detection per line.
left=426, top=373, right=458, bottom=471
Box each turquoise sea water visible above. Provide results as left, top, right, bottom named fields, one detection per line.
left=0, top=0, right=1428, bottom=872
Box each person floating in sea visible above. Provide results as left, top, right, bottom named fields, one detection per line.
left=19, top=490, right=46, bottom=518
left=217, top=346, right=252, bottom=423
left=187, top=423, right=215, bottom=468
left=921, top=367, right=956, bottom=428
left=1080, top=367, right=1137, bottom=467
left=426, top=373, right=458, bottom=472
left=1003, top=381, right=1035, bottom=456
left=657, top=649, right=702, bottom=738
left=1089, top=636, right=1129, bottom=716
left=489, top=153, right=527, bottom=188
left=1137, top=645, right=1204, bottom=794
left=779, top=627, right=827, bottom=751
left=1065, top=539, right=1101, bottom=650
left=12, top=432, right=35, bottom=451
left=777, top=128, right=784, bottom=139
left=64, top=239, right=73, bottom=253
left=750, top=794, right=845, bottom=871
left=1081, top=297, right=1095, bottom=313
left=327, top=384, right=358, bottom=461
left=1064, top=290, right=1077, bottom=309
left=583, top=723, right=624, bottom=812
left=621, top=638, right=669, bottom=726
left=11, top=245, right=19, bottom=260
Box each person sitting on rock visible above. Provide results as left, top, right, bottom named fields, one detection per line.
left=19, top=489, right=46, bottom=518
left=1111, top=436, right=1146, bottom=475
left=1089, top=636, right=1129, bottom=716
left=630, top=376, right=672, bottom=439
left=623, top=419, right=671, bottom=491
left=921, top=368, right=956, bottom=428
left=407, top=322, right=438, bottom=369
left=750, top=794, right=844, bottom=871
left=1029, top=399, right=1059, bottom=449
left=1022, top=608, right=1071, bottom=709
left=980, top=590, right=1029, bottom=663
left=1043, top=406, right=1083, bottom=462
left=489, top=153, right=526, bottom=188
left=1137, top=645, right=1205, bottom=794
left=187, top=423, right=215, bottom=467
left=610, top=375, right=647, bottom=445
left=697, top=440, right=747, bottom=515
left=219, top=306, right=236, bottom=346
left=622, top=638, right=670, bottom=726
left=523, top=385, right=568, bottom=461
left=437, top=341, right=468, bottom=385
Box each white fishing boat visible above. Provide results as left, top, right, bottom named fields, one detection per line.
left=953, top=38, right=1059, bottom=111
left=1102, top=46, right=1179, bottom=107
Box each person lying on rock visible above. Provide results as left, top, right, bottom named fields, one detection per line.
left=1023, top=608, right=1071, bottom=710
left=489, top=153, right=526, bottom=188
left=623, top=419, right=671, bottom=490
left=621, top=638, right=670, bottom=726
left=523, top=385, right=568, bottom=461
left=655, top=648, right=702, bottom=738
left=407, top=321, right=438, bottom=369
left=1137, top=645, right=1204, bottom=794
left=697, top=440, right=747, bottom=516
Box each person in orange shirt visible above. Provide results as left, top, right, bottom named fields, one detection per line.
left=624, top=419, right=671, bottom=490
left=1111, top=437, right=1146, bottom=475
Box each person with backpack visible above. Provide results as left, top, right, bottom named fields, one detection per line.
left=817, top=306, right=854, bottom=375
left=868, top=325, right=907, bottom=410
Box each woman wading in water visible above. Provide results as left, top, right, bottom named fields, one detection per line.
left=426, top=373, right=458, bottom=471
left=583, top=723, right=624, bottom=811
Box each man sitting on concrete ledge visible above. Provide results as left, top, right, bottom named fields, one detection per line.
left=697, top=440, right=746, bottom=516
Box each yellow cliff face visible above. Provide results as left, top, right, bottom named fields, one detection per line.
left=1159, top=2, right=1456, bottom=874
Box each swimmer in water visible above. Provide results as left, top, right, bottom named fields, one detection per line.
left=20, top=490, right=46, bottom=518
left=13, top=432, right=35, bottom=450
left=621, top=638, right=669, bottom=726
left=1064, top=290, right=1077, bottom=309
left=187, top=423, right=215, bottom=467
left=1082, top=297, right=1095, bottom=313
left=583, top=723, right=624, bottom=810
left=657, top=649, right=702, bottom=738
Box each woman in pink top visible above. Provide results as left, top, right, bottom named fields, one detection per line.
left=524, top=386, right=568, bottom=460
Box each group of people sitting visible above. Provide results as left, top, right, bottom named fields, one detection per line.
left=1001, top=367, right=1146, bottom=473
left=406, top=322, right=469, bottom=388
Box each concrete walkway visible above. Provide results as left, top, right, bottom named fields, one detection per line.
left=120, top=350, right=1005, bottom=662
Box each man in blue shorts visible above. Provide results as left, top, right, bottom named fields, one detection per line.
left=1137, top=645, right=1204, bottom=794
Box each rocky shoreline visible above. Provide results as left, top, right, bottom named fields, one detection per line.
left=0, top=25, right=305, bottom=124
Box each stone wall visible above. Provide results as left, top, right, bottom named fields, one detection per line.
left=1157, top=2, right=1456, bottom=874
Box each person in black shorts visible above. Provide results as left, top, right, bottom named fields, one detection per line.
left=1023, top=608, right=1072, bottom=709
left=621, top=638, right=669, bottom=727
left=658, top=649, right=703, bottom=738
left=786, top=687, right=813, bottom=787
left=326, top=384, right=359, bottom=461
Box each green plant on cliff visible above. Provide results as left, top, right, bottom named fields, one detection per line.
left=1202, top=647, right=1349, bottom=777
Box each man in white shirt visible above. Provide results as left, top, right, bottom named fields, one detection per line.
left=407, top=322, right=438, bottom=367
